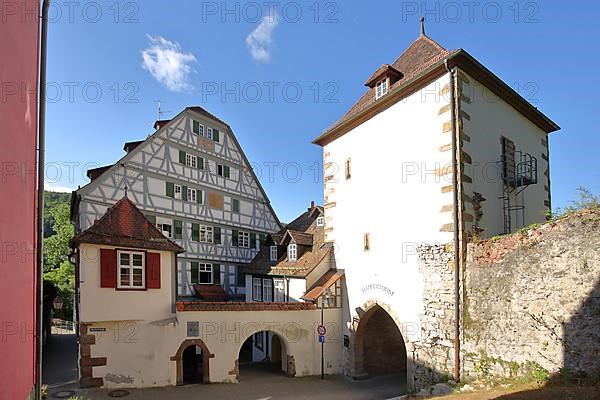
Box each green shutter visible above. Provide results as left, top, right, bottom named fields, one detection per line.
left=174, top=220, right=183, bottom=239
left=232, top=199, right=240, bottom=213
left=192, top=223, right=200, bottom=242
left=198, top=157, right=204, bottom=170
left=197, top=190, right=203, bottom=204
left=146, top=214, right=156, bottom=225
left=191, top=262, right=199, bottom=284
left=179, top=150, right=186, bottom=164
left=232, top=230, right=238, bottom=247
left=193, top=120, right=200, bottom=134
left=182, top=186, right=188, bottom=201
left=213, top=264, right=221, bottom=284
left=250, top=233, right=256, bottom=249
left=224, top=165, right=230, bottom=178
left=214, top=227, right=221, bottom=244
left=213, top=129, right=220, bottom=142
left=259, top=234, right=266, bottom=247
left=166, top=182, right=174, bottom=198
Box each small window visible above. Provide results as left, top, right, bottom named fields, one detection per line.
left=288, top=243, right=297, bottom=261
left=217, top=164, right=231, bottom=178
left=376, top=78, right=388, bottom=99
left=270, top=245, right=278, bottom=262
left=345, top=158, right=351, bottom=180
left=207, top=127, right=213, bottom=140
left=364, top=233, right=370, bottom=252
left=252, top=277, right=262, bottom=301
left=117, top=251, right=145, bottom=289
left=238, top=231, right=250, bottom=248
left=262, top=279, right=273, bottom=302
left=193, top=120, right=205, bottom=136
left=174, top=184, right=182, bottom=200
left=199, top=263, right=213, bottom=284
left=157, top=223, right=172, bottom=238
left=187, top=188, right=197, bottom=203
left=316, top=216, right=324, bottom=227
left=274, top=279, right=285, bottom=302
left=232, top=198, right=240, bottom=213
left=200, top=225, right=213, bottom=243
left=185, top=154, right=197, bottom=168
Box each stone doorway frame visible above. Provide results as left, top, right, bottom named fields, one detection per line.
left=171, top=339, right=214, bottom=385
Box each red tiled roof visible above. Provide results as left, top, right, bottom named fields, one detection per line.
left=282, top=230, right=313, bottom=246
left=364, top=64, right=403, bottom=88
left=176, top=301, right=317, bottom=312
left=186, top=106, right=231, bottom=127
left=86, top=165, right=112, bottom=182
left=193, top=284, right=228, bottom=301
left=72, top=197, right=184, bottom=253
left=302, top=270, right=344, bottom=301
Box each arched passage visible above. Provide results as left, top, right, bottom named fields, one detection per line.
left=354, top=304, right=407, bottom=388
left=171, top=339, right=214, bottom=385
left=237, top=331, right=289, bottom=380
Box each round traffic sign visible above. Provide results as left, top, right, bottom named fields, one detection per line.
left=317, top=325, right=327, bottom=335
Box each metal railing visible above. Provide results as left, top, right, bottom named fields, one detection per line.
left=51, top=318, right=75, bottom=335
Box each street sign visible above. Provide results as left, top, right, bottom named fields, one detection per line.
left=319, top=335, right=325, bottom=343
left=317, top=325, right=327, bottom=335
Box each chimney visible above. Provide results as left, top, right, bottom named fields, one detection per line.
left=309, top=200, right=315, bottom=211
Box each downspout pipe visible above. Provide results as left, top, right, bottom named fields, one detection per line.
left=36, top=1, right=51, bottom=399
left=444, top=59, right=461, bottom=383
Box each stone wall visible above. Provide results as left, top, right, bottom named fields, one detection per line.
left=416, top=209, right=600, bottom=386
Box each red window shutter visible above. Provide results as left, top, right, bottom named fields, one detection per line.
left=146, top=252, right=161, bottom=289
left=100, top=249, right=117, bottom=288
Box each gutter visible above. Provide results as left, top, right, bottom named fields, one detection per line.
left=36, top=1, right=51, bottom=399
left=444, top=59, right=461, bottom=383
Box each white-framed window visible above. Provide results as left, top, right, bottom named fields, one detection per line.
left=187, top=188, right=197, bottom=203
left=185, top=154, right=197, bottom=168
left=200, top=225, right=213, bottom=243
left=274, top=278, right=285, bottom=302
left=217, top=164, right=231, bottom=178
left=199, top=263, right=213, bottom=284
left=207, top=127, right=213, bottom=140
left=198, top=124, right=205, bottom=137
left=156, top=221, right=172, bottom=238
left=376, top=78, right=388, bottom=99
left=316, top=216, right=324, bottom=227
left=252, top=277, right=262, bottom=301
left=174, top=184, right=182, bottom=200
left=193, top=120, right=205, bottom=136
left=117, top=250, right=145, bottom=289
left=269, top=245, right=278, bottom=262
left=288, top=243, right=297, bottom=261
left=238, top=231, right=250, bottom=248
left=262, top=279, right=273, bottom=302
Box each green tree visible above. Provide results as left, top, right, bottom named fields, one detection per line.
left=566, top=186, right=600, bottom=211
left=44, top=260, right=75, bottom=320
left=43, top=203, right=73, bottom=271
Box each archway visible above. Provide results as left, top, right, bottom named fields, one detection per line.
left=237, top=331, right=288, bottom=380
left=171, top=339, right=214, bottom=385
left=354, top=304, right=407, bottom=387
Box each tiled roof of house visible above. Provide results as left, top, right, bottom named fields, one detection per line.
left=86, top=165, right=112, bottom=181
left=302, top=270, right=344, bottom=302
left=193, top=284, right=228, bottom=301
left=364, top=64, right=403, bottom=88
left=244, top=205, right=330, bottom=277
left=72, top=197, right=184, bottom=253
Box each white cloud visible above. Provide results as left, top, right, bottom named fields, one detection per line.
left=142, top=35, right=197, bottom=92
left=45, top=181, right=75, bottom=193
left=245, top=14, right=279, bottom=63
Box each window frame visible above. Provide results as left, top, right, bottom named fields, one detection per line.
left=288, top=243, right=297, bottom=261
left=117, top=250, right=146, bottom=290
left=185, top=153, right=197, bottom=168
left=156, top=222, right=172, bottom=238
left=252, top=277, right=262, bottom=301
left=187, top=187, right=197, bottom=203
left=238, top=231, right=250, bottom=248
left=273, top=278, right=285, bottom=302
left=199, top=263, right=213, bottom=284
left=269, top=245, right=278, bottom=262
left=174, top=184, right=182, bottom=200
left=375, top=77, right=389, bottom=99
left=207, top=127, right=213, bottom=140
left=199, top=225, right=214, bottom=243
left=316, top=216, right=324, bottom=227
left=262, top=278, right=273, bottom=302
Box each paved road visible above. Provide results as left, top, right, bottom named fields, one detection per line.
left=83, top=365, right=406, bottom=400
left=42, top=333, right=80, bottom=396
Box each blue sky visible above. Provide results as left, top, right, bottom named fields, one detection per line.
left=45, top=0, right=600, bottom=222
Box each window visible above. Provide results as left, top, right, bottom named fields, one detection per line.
left=345, top=158, right=351, bottom=180
left=376, top=78, right=388, bottom=99
left=274, top=278, right=285, bottom=302
left=316, top=216, right=324, bottom=227
left=288, top=243, right=297, bottom=261
left=157, top=222, right=172, bottom=238
left=117, top=251, right=145, bottom=289
left=254, top=332, right=263, bottom=350
left=191, top=262, right=213, bottom=284
left=238, top=231, right=250, bottom=248
left=270, top=245, right=278, bottom=262
left=200, top=225, right=213, bottom=243
left=364, top=233, right=370, bottom=252
left=193, top=120, right=205, bottom=136
left=217, top=164, right=231, bottom=178
left=174, top=184, right=182, bottom=200
left=187, top=188, right=197, bottom=203
left=207, top=127, right=213, bottom=140
left=262, top=279, right=273, bottom=302
left=236, top=266, right=246, bottom=287
left=185, top=154, right=197, bottom=168
left=252, top=277, right=262, bottom=301
left=232, top=198, right=240, bottom=213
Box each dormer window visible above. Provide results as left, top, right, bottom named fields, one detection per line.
left=376, top=78, right=389, bottom=99
left=288, top=243, right=297, bottom=261
left=316, top=216, right=324, bottom=227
